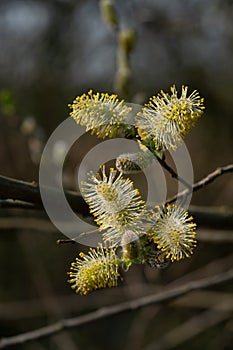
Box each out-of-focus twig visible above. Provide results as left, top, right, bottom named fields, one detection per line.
left=18, top=232, right=78, bottom=350
left=100, top=0, right=136, bottom=98
left=172, top=290, right=233, bottom=312
left=1, top=254, right=232, bottom=321
left=114, top=28, right=136, bottom=98
left=1, top=207, right=233, bottom=231
left=0, top=268, right=232, bottom=348
left=124, top=307, right=159, bottom=350
left=168, top=254, right=233, bottom=288
left=0, top=200, right=36, bottom=210
left=0, top=217, right=57, bottom=232
left=145, top=307, right=231, bottom=350
left=197, top=229, right=233, bottom=243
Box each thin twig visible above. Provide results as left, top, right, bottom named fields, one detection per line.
left=140, top=143, right=193, bottom=190
left=0, top=164, right=231, bottom=212
left=0, top=268, right=232, bottom=348
left=156, top=155, right=192, bottom=190
left=197, top=229, right=233, bottom=243
left=172, top=290, right=233, bottom=312
left=166, top=164, right=233, bottom=204
left=56, top=239, right=76, bottom=244
left=0, top=200, right=36, bottom=210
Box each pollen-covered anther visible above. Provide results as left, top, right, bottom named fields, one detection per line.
left=136, top=85, right=205, bottom=151
left=69, top=90, right=132, bottom=138
left=81, top=166, right=146, bottom=244
left=148, top=204, right=197, bottom=262
left=68, top=244, right=121, bottom=295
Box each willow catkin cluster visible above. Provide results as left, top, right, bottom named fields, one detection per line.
left=67, top=85, right=204, bottom=295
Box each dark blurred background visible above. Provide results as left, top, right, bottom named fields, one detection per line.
left=0, top=1, right=233, bottom=349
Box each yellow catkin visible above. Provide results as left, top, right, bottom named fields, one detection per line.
left=136, top=85, right=205, bottom=151
left=68, top=244, right=121, bottom=295
left=69, top=90, right=131, bottom=138
left=147, top=204, right=197, bottom=262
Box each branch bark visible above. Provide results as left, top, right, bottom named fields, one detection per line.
left=0, top=175, right=89, bottom=215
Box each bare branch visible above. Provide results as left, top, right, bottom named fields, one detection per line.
left=0, top=176, right=40, bottom=205
left=166, top=164, right=233, bottom=204
left=0, top=268, right=232, bottom=348
left=0, top=165, right=233, bottom=229
left=140, top=142, right=193, bottom=190
left=2, top=254, right=232, bottom=321
left=156, top=155, right=192, bottom=190
left=0, top=175, right=89, bottom=216
left=1, top=165, right=232, bottom=214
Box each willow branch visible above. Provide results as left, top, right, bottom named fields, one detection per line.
left=0, top=175, right=89, bottom=216
left=1, top=165, right=232, bottom=214
left=166, top=164, right=233, bottom=204
left=0, top=165, right=233, bottom=228
left=0, top=268, right=232, bottom=348
left=156, top=155, right=192, bottom=190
